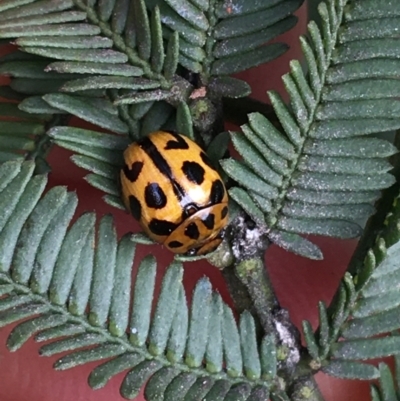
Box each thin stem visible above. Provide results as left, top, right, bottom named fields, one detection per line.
left=234, top=257, right=278, bottom=334
left=233, top=255, right=305, bottom=382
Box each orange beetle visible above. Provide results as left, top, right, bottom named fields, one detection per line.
left=120, top=131, right=229, bottom=255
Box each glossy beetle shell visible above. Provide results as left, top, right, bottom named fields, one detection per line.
left=120, top=131, right=229, bottom=255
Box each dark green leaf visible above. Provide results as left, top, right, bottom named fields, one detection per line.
left=166, top=286, right=188, bottom=363
left=185, top=277, right=212, bottom=368
left=377, top=363, right=397, bottom=401
left=109, top=235, right=135, bottom=336
left=176, top=102, right=194, bottom=140
left=277, top=216, right=362, bottom=238
left=214, top=0, right=302, bottom=39
left=221, top=159, right=278, bottom=200
left=268, top=230, right=323, bottom=260
left=0, top=174, right=47, bottom=273
left=322, top=360, right=379, bottom=380
left=183, top=377, right=215, bottom=401
left=68, top=226, right=95, bottom=316
left=7, top=314, right=68, bottom=351
left=0, top=303, right=49, bottom=328
left=302, top=320, right=320, bottom=360
left=144, top=366, right=180, bottom=401
left=134, top=0, right=151, bottom=61
left=0, top=0, right=74, bottom=21
left=30, top=192, right=78, bottom=293
left=212, top=43, right=287, bottom=75
left=205, top=294, right=223, bottom=373
left=164, top=31, right=179, bottom=80
left=44, top=94, right=129, bottom=134
left=164, top=0, right=208, bottom=31
left=22, top=47, right=128, bottom=63
left=150, top=6, right=164, bottom=73
left=121, top=360, right=162, bottom=399
left=222, top=303, right=242, bottom=377
left=202, top=380, right=231, bottom=401
left=49, top=213, right=96, bottom=305
left=39, top=333, right=106, bottom=356
left=149, top=262, right=183, bottom=355
left=163, top=373, right=197, bottom=401
left=223, top=383, right=251, bottom=401
left=240, top=311, right=261, bottom=380
left=48, top=61, right=143, bottom=76
left=228, top=187, right=265, bottom=226
left=129, top=256, right=157, bottom=346
left=55, top=343, right=127, bottom=370
left=333, top=336, right=400, bottom=360
left=35, top=323, right=85, bottom=343
left=16, top=35, right=113, bottom=48
left=62, top=76, right=160, bottom=92
left=12, top=186, right=68, bottom=285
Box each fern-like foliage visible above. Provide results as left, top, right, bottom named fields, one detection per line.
left=369, top=360, right=400, bottom=401
left=0, top=0, right=303, bottom=141
left=0, top=159, right=279, bottom=400
left=145, top=0, right=302, bottom=76
left=220, top=0, right=400, bottom=259
left=0, top=59, right=59, bottom=172
left=300, top=186, right=400, bottom=384
left=0, top=101, right=49, bottom=163
left=48, top=125, right=129, bottom=209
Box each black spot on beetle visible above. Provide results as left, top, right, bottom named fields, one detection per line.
left=145, top=183, right=167, bottom=209
left=129, top=195, right=142, bottom=221
left=200, top=151, right=215, bottom=170
left=168, top=240, right=184, bottom=248
left=140, top=137, right=172, bottom=178
left=172, top=179, right=185, bottom=202
left=165, top=133, right=189, bottom=150
left=185, top=222, right=200, bottom=239
left=182, top=161, right=205, bottom=185
left=123, top=161, right=143, bottom=182
left=202, top=213, right=215, bottom=230
left=221, top=206, right=228, bottom=219
left=148, top=219, right=178, bottom=236
left=210, top=179, right=225, bottom=204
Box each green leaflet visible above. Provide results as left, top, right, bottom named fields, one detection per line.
left=185, top=278, right=213, bottom=368
left=205, top=294, right=223, bottom=373
left=48, top=61, right=143, bottom=76
left=30, top=192, right=78, bottom=294
left=211, top=43, right=287, bottom=76
left=12, top=186, right=68, bottom=284
left=0, top=0, right=74, bottom=20
left=0, top=10, right=86, bottom=28
left=240, top=311, right=261, bottom=380
left=213, top=0, right=302, bottom=39
left=322, top=361, right=379, bottom=380
left=88, top=215, right=118, bottom=327
left=149, top=262, right=183, bottom=356
left=144, top=366, right=180, bottom=401
left=166, top=286, right=188, bottom=363
left=44, top=94, right=129, bottom=134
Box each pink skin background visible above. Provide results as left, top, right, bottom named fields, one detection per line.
left=0, top=4, right=372, bottom=401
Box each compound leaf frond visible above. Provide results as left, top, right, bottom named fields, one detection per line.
left=221, top=0, right=399, bottom=259
left=0, top=160, right=276, bottom=400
